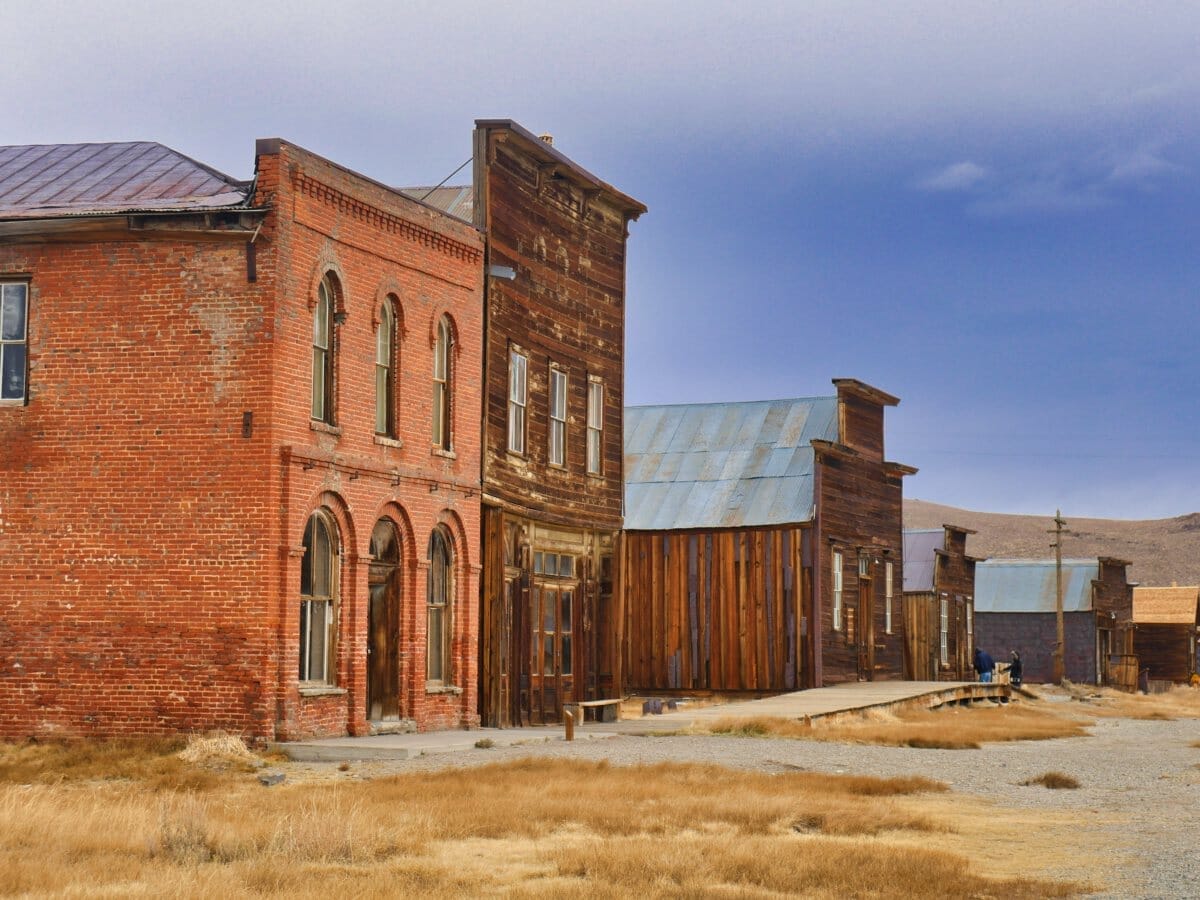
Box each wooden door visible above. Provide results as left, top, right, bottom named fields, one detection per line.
left=857, top=573, right=874, bottom=680
left=367, top=519, right=401, bottom=721
left=528, top=583, right=576, bottom=723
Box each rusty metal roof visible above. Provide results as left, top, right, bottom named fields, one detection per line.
left=623, top=397, right=838, bottom=531
left=399, top=185, right=473, bottom=223
left=1132, top=585, right=1200, bottom=624
left=903, top=529, right=944, bottom=592
left=0, top=142, right=250, bottom=219
left=974, top=559, right=1101, bottom=614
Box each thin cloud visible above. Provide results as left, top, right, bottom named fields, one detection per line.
left=1105, top=147, right=1186, bottom=187
left=969, top=174, right=1110, bottom=217
left=916, top=161, right=989, bottom=192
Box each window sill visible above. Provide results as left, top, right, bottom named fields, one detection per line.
left=298, top=685, right=347, bottom=698
left=374, top=435, right=403, bottom=449
left=431, top=447, right=457, bottom=460
left=425, top=682, right=463, bottom=696
left=310, top=421, right=342, bottom=436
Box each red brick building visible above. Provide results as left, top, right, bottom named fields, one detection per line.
left=0, top=139, right=483, bottom=740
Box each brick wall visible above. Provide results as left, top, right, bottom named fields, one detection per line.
left=975, top=612, right=1096, bottom=683
left=0, top=139, right=485, bottom=741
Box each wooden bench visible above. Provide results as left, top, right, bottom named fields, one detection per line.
left=563, top=698, right=622, bottom=725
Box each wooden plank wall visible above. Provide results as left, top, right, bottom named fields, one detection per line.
left=622, top=526, right=809, bottom=692
left=1134, top=624, right=1194, bottom=682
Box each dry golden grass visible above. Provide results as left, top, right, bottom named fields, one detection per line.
left=0, top=743, right=1087, bottom=898
left=1021, top=771, right=1081, bottom=789
left=701, top=702, right=1092, bottom=749
left=1061, top=684, right=1200, bottom=720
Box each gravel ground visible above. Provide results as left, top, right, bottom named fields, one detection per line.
left=296, top=695, right=1200, bottom=898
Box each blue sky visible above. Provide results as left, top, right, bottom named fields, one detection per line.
left=9, top=1, right=1199, bottom=518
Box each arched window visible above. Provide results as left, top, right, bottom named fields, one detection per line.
left=300, top=511, right=339, bottom=683
left=426, top=526, right=453, bottom=682
left=312, top=275, right=337, bottom=423
left=368, top=517, right=402, bottom=719
left=432, top=315, right=453, bottom=450
left=376, top=299, right=397, bottom=437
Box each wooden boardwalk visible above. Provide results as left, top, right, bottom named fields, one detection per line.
left=279, top=680, right=1007, bottom=761
left=619, top=680, right=1009, bottom=734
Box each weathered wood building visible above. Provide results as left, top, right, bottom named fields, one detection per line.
left=902, top=525, right=978, bottom=680
left=1132, top=585, right=1199, bottom=684
left=621, top=380, right=915, bottom=692
left=414, top=121, right=646, bottom=725
left=974, top=558, right=1134, bottom=685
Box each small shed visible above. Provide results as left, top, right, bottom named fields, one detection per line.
left=974, top=558, right=1134, bottom=685
left=902, top=525, right=977, bottom=680
left=1132, top=585, right=1200, bottom=684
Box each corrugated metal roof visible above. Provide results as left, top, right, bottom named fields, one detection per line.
left=902, top=529, right=943, bottom=592
left=1132, top=586, right=1200, bottom=624
left=0, top=142, right=249, bottom=219
left=623, top=397, right=838, bottom=530
left=974, top=559, right=1100, bottom=614
left=399, top=185, right=473, bottom=223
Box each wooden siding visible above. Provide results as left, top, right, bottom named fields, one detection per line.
left=476, top=127, right=632, bottom=530
left=622, top=527, right=811, bottom=692
left=903, top=526, right=976, bottom=681
left=1134, top=624, right=1196, bottom=683
left=814, top=445, right=906, bottom=685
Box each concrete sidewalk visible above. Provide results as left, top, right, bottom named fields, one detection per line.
left=276, top=680, right=1007, bottom=761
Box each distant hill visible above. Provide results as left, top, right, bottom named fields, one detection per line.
left=904, top=499, right=1200, bottom=588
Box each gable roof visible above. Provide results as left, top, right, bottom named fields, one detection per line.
left=0, top=142, right=250, bottom=219
left=623, top=397, right=838, bottom=531
left=1132, top=585, right=1200, bottom=624
left=974, top=559, right=1101, bottom=613
left=399, top=185, right=473, bottom=223
left=902, top=529, right=943, bottom=592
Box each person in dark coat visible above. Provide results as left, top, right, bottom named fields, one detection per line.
left=1009, top=650, right=1023, bottom=687
left=973, top=647, right=995, bottom=683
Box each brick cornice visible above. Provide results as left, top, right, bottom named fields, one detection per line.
left=292, top=171, right=481, bottom=264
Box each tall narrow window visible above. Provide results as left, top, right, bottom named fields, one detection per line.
left=548, top=366, right=566, bottom=466
left=432, top=315, right=453, bottom=450
left=0, top=282, right=28, bottom=403
left=507, top=349, right=527, bottom=454
left=586, top=377, right=603, bottom=475
left=427, top=527, right=453, bottom=682
left=375, top=300, right=396, bottom=436
left=832, top=550, right=844, bottom=631
left=884, top=560, right=894, bottom=635
left=300, top=511, right=338, bottom=683
left=965, top=596, right=973, bottom=645
left=311, top=276, right=336, bottom=423
left=939, top=595, right=950, bottom=667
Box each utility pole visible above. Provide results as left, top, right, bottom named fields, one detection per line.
left=1050, top=509, right=1066, bottom=683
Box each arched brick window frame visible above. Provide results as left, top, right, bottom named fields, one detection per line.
left=311, top=271, right=345, bottom=424
left=431, top=313, right=457, bottom=452
left=299, top=508, right=340, bottom=684
left=426, top=524, right=454, bottom=683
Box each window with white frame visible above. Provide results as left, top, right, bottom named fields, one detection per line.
left=432, top=315, right=453, bottom=450
left=965, top=596, right=973, bottom=645
left=375, top=299, right=396, bottom=437
left=311, top=275, right=337, bottom=423
left=427, top=526, right=454, bottom=682
left=548, top=366, right=567, bottom=466
left=507, top=349, right=528, bottom=455
left=884, top=560, right=894, bottom=634
left=1, top=281, right=28, bottom=403
left=300, top=511, right=338, bottom=684
left=939, top=594, right=949, bottom=667
left=832, top=550, right=844, bottom=631
left=586, top=377, right=603, bottom=475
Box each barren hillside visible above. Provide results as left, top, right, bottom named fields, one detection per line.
left=904, top=499, right=1200, bottom=588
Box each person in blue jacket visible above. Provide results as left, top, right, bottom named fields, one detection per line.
left=973, top=647, right=995, bottom=683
